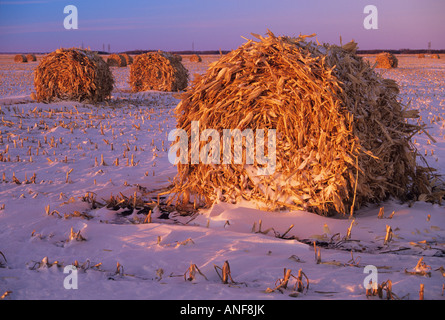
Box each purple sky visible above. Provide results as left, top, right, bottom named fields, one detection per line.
left=0, top=0, right=444, bottom=53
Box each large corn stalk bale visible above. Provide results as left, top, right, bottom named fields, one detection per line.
left=33, top=48, right=114, bottom=103
left=168, top=31, right=436, bottom=216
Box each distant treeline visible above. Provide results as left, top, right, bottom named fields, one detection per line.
left=121, top=50, right=231, bottom=55
left=2, top=49, right=443, bottom=56
left=0, top=50, right=231, bottom=55
left=357, top=49, right=445, bottom=55
left=121, top=49, right=444, bottom=55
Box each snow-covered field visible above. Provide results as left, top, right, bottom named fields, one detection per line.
left=0, top=54, right=444, bottom=301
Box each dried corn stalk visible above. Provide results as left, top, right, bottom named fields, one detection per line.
left=214, top=260, right=235, bottom=284
left=405, top=257, right=432, bottom=277
left=345, top=220, right=354, bottom=240
left=266, top=268, right=309, bottom=295
left=184, top=263, right=208, bottom=281
left=294, top=268, right=309, bottom=293
left=68, top=227, right=86, bottom=242
left=0, top=251, right=7, bottom=268
left=29, top=256, right=62, bottom=270
left=1, top=290, right=12, bottom=299
left=366, top=279, right=396, bottom=299
left=169, top=31, right=434, bottom=216
left=377, top=207, right=385, bottom=219
left=265, top=268, right=293, bottom=293
left=384, top=225, right=393, bottom=245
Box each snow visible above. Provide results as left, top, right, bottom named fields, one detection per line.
left=0, top=55, right=444, bottom=300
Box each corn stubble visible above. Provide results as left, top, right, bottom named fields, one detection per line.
left=265, top=268, right=309, bottom=296
left=366, top=279, right=398, bottom=300
left=0, top=251, right=7, bottom=268
left=169, top=31, right=439, bottom=216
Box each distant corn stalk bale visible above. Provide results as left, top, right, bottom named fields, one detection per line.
left=129, top=51, right=188, bottom=92
left=168, top=31, right=437, bottom=216
left=375, top=52, right=398, bottom=68
left=174, top=54, right=183, bottom=62
left=121, top=53, right=133, bottom=65
left=431, top=54, right=440, bottom=59
left=14, top=54, right=27, bottom=63
left=33, top=48, right=114, bottom=103
left=417, top=53, right=425, bottom=59
left=107, top=54, right=127, bottom=67
left=189, top=54, right=202, bottom=62
left=26, top=54, right=37, bottom=62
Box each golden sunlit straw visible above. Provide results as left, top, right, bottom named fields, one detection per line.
left=375, top=52, right=398, bottom=68
left=120, top=53, right=133, bottom=65
left=129, top=51, right=188, bottom=92
left=26, top=54, right=37, bottom=62
left=14, top=54, right=28, bottom=63
left=107, top=53, right=127, bottom=67
left=166, top=30, right=437, bottom=216
left=33, top=48, right=114, bottom=103
left=189, top=54, right=202, bottom=62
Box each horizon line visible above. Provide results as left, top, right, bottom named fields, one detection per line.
left=1, top=48, right=444, bottom=55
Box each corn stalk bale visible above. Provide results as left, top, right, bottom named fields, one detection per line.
left=417, top=54, right=425, bottom=59
left=169, top=31, right=435, bottom=216
left=375, top=52, right=398, bottom=68
left=26, top=54, right=37, bottom=62
left=33, top=48, right=114, bottom=103
left=14, top=54, right=27, bottom=63
left=129, top=51, right=188, bottom=92
left=431, top=54, right=440, bottom=59
left=189, top=54, right=202, bottom=62
left=121, top=53, right=133, bottom=65
left=107, top=54, right=127, bottom=67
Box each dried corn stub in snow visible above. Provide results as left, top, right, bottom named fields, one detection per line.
left=169, top=31, right=433, bottom=216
